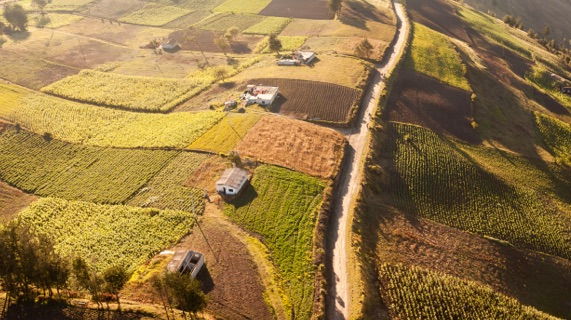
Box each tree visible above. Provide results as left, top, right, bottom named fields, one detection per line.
left=102, top=265, right=129, bottom=310
left=3, top=4, right=28, bottom=32
left=214, top=36, right=230, bottom=56
left=163, top=272, right=207, bottom=320
left=267, top=34, right=282, bottom=55
left=72, top=257, right=104, bottom=309
left=32, top=0, right=51, bottom=14
left=224, top=26, right=239, bottom=43
left=355, top=38, right=374, bottom=59
left=328, top=0, right=343, bottom=18
left=213, top=66, right=229, bottom=82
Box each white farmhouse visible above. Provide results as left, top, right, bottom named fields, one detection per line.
left=294, top=51, right=316, bottom=64
left=167, top=250, right=205, bottom=279
left=215, top=167, right=250, bottom=197
left=242, top=85, right=279, bottom=106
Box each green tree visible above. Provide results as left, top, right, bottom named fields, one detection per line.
left=3, top=4, right=28, bottom=32
left=224, top=26, right=240, bottom=43
left=328, top=0, right=343, bottom=17
left=213, top=66, right=229, bottom=82
left=163, top=272, right=207, bottom=320
left=102, top=265, right=129, bottom=310
left=268, top=34, right=282, bottom=55
left=72, top=257, right=104, bottom=309
left=214, top=36, right=230, bottom=56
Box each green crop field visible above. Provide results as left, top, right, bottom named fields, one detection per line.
left=379, top=263, right=557, bottom=320
left=383, top=122, right=571, bottom=260
left=243, top=16, right=291, bottom=35
left=189, top=113, right=262, bottom=153
left=119, top=4, right=192, bottom=26
left=196, top=13, right=264, bottom=31
left=18, top=198, right=194, bottom=272
left=409, top=23, right=471, bottom=90
left=257, top=36, right=307, bottom=53
left=42, top=70, right=207, bottom=112
left=224, top=165, right=325, bottom=320
left=0, top=128, right=178, bottom=204
left=128, top=152, right=209, bottom=213
left=527, top=66, right=571, bottom=108
left=534, top=112, right=571, bottom=164
left=0, top=83, right=224, bottom=148
left=213, top=0, right=271, bottom=14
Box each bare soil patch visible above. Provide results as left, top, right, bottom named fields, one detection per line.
left=375, top=213, right=571, bottom=319
left=169, top=29, right=263, bottom=54
left=83, top=0, right=145, bottom=19
left=260, top=0, right=333, bottom=20
left=235, top=115, right=346, bottom=179
left=0, top=181, right=37, bottom=223
left=248, top=78, right=361, bottom=124
left=185, top=156, right=232, bottom=193
left=407, top=0, right=472, bottom=44
left=384, top=67, right=480, bottom=143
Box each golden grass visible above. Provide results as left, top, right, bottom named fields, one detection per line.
left=235, top=115, right=346, bottom=179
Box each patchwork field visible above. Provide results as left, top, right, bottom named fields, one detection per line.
left=243, top=16, right=291, bottom=35
left=249, top=78, right=361, bottom=124
left=0, top=127, right=178, bottom=204
left=235, top=115, right=346, bottom=179
left=256, top=35, right=307, bottom=53
left=169, top=28, right=263, bottom=54
left=225, top=165, right=325, bottom=320
left=213, top=0, right=271, bottom=14
left=259, top=0, right=333, bottom=19
left=196, top=13, right=265, bottom=32
left=0, top=181, right=37, bottom=223
left=118, top=4, right=192, bottom=26
left=18, top=198, right=195, bottom=272
left=189, top=113, right=262, bottom=153
left=534, top=112, right=571, bottom=163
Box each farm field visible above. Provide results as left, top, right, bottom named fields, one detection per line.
left=224, top=165, right=325, bottom=320
left=118, top=4, right=191, bottom=26
left=256, top=35, right=307, bottom=53
left=243, top=16, right=291, bottom=35
left=128, top=152, right=209, bottom=213
left=378, top=264, right=557, bottom=320
left=18, top=197, right=195, bottom=272
left=83, top=0, right=146, bottom=19
left=189, top=113, right=262, bottom=153
left=0, top=127, right=178, bottom=204
left=196, top=13, right=265, bottom=32
left=235, top=115, right=346, bottom=179
left=259, top=0, right=333, bottom=19
left=29, top=13, right=84, bottom=28
left=249, top=78, right=361, bottom=124
left=534, top=112, right=571, bottom=163
left=0, top=181, right=37, bottom=223
left=213, top=0, right=271, bottom=14
left=527, top=66, right=571, bottom=109
left=409, top=23, right=471, bottom=90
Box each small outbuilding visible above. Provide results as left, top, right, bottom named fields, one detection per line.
left=562, top=87, right=571, bottom=95
left=242, top=85, right=279, bottom=106
left=167, top=250, right=204, bottom=279
left=294, top=51, right=316, bottom=64
left=215, top=167, right=250, bottom=197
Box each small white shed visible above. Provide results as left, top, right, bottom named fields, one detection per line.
left=242, top=85, right=279, bottom=106
left=167, top=250, right=204, bottom=279
left=294, top=51, right=316, bottom=64
left=215, top=167, right=250, bottom=196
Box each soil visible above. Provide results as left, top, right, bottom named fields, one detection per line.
left=0, top=181, right=37, bottom=223
left=185, top=156, right=231, bottom=194
left=259, top=0, right=334, bottom=20
left=168, top=29, right=263, bottom=54
left=247, top=78, right=361, bottom=124
left=375, top=212, right=571, bottom=319
left=236, top=115, right=346, bottom=179
left=384, top=67, right=481, bottom=144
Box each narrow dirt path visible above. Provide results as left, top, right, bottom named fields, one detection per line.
left=326, top=2, right=410, bottom=319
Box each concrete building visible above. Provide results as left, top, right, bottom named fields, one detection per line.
left=167, top=250, right=204, bottom=279
left=242, top=85, right=279, bottom=106
left=215, top=167, right=250, bottom=197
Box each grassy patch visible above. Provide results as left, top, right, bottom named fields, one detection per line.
left=128, top=152, right=209, bottom=213
left=0, top=128, right=178, bottom=204
left=534, top=112, right=571, bottom=164
left=196, top=12, right=264, bottom=31
left=409, top=23, right=470, bottom=91
left=0, top=84, right=225, bottom=148
left=31, top=13, right=84, bottom=28
left=189, top=113, right=262, bottom=153
left=256, top=36, right=307, bottom=53
left=243, top=16, right=291, bottom=35
left=213, top=0, right=271, bottom=14
left=119, top=4, right=191, bottom=26
left=379, top=263, right=557, bottom=320
left=527, top=66, right=571, bottom=108
left=224, top=165, right=325, bottom=320
left=18, top=198, right=194, bottom=272
left=382, top=123, right=571, bottom=259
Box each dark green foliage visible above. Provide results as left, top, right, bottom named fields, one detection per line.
left=3, top=4, right=28, bottom=31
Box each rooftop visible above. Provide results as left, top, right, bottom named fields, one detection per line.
left=216, top=167, right=250, bottom=189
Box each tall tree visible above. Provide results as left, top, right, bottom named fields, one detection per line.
left=268, top=34, right=282, bottom=55
left=3, top=4, right=28, bottom=32
left=102, top=265, right=129, bottom=310
left=32, top=0, right=51, bottom=14
left=355, top=38, right=374, bottom=59
left=214, top=36, right=230, bottom=56
left=328, top=0, right=343, bottom=18
left=163, top=272, right=207, bottom=320
left=224, top=26, right=240, bottom=43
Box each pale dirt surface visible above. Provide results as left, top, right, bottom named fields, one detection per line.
left=326, top=2, right=410, bottom=319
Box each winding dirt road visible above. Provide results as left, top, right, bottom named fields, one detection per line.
left=326, top=2, right=410, bottom=319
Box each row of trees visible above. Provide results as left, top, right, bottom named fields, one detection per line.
left=0, top=222, right=207, bottom=319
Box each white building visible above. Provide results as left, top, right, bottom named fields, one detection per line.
left=215, top=167, right=250, bottom=196
left=167, top=250, right=204, bottom=279
left=242, top=85, right=279, bottom=106
left=294, top=51, right=316, bottom=64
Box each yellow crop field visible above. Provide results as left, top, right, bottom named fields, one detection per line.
left=189, top=113, right=262, bottom=154
left=119, top=4, right=191, bottom=26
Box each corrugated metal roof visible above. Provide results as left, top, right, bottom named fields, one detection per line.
left=216, top=167, right=250, bottom=189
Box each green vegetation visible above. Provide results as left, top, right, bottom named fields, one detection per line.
left=379, top=263, right=558, bottom=320
left=257, top=36, right=307, bottom=53
left=213, top=0, right=271, bottom=14
left=527, top=66, right=571, bottom=108
left=189, top=113, right=262, bottom=153
left=18, top=198, right=194, bottom=272
left=243, top=16, right=291, bottom=35
left=0, top=128, right=178, bottom=204
left=42, top=70, right=207, bottom=112
left=383, top=122, right=571, bottom=259
left=224, top=165, right=325, bottom=320
left=534, top=112, right=571, bottom=164
left=128, top=152, right=209, bottom=213
left=409, top=23, right=471, bottom=90
left=119, top=4, right=191, bottom=26
left=196, top=12, right=264, bottom=31
left=0, top=83, right=224, bottom=148
left=32, top=13, right=83, bottom=28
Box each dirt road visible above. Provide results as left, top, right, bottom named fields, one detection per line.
left=326, top=2, right=410, bottom=319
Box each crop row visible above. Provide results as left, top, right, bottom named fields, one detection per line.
left=0, top=127, right=178, bottom=204
left=224, top=165, right=325, bottom=320
left=378, top=263, right=557, bottom=320
left=534, top=112, right=571, bottom=162
left=118, top=4, right=191, bottom=26
left=18, top=197, right=194, bottom=272
left=189, top=113, right=262, bottom=154
left=385, top=122, right=571, bottom=259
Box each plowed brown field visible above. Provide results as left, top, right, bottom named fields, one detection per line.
left=260, top=0, right=333, bottom=20
left=0, top=181, right=37, bottom=222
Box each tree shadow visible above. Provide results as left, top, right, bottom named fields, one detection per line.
left=227, top=183, right=258, bottom=209
left=4, top=300, right=152, bottom=320
left=196, top=264, right=215, bottom=294
left=6, top=30, right=31, bottom=42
